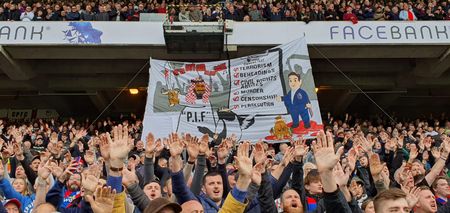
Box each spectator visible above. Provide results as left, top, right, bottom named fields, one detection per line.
left=65, top=5, right=80, bottom=21
left=169, top=8, right=180, bottom=22
left=8, top=4, right=21, bottom=21
left=95, top=5, right=109, bottom=21
left=80, top=5, right=95, bottom=21
left=270, top=6, right=282, bottom=21
left=189, top=5, right=202, bottom=22
left=32, top=10, right=44, bottom=21
left=178, top=6, right=190, bottom=22
left=414, top=3, right=427, bottom=20
left=0, top=111, right=449, bottom=213
left=20, top=6, right=34, bottom=21
left=432, top=176, right=450, bottom=208
left=224, top=5, right=240, bottom=21
left=399, top=3, right=416, bottom=20
left=434, top=6, right=445, bottom=20
left=283, top=10, right=296, bottom=21
left=343, top=6, right=358, bottom=23
left=325, top=3, right=339, bottom=20
left=0, top=7, right=7, bottom=21
left=373, top=6, right=385, bottom=20
left=389, top=6, right=401, bottom=20
left=248, top=4, right=263, bottom=21
left=234, top=3, right=245, bottom=21
left=310, top=4, right=325, bottom=21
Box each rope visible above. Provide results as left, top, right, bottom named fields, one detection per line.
left=311, top=45, right=396, bottom=123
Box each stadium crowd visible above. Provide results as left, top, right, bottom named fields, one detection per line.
left=0, top=0, right=450, bottom=22
left=0, top=113, right=448, bottom=213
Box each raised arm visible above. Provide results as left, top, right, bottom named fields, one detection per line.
left=143, top=133, right=159, bottom=185
left=190, top=135, right=208, bottom=195
left=168, top=133, right=197, bottom=204
left=314, top=130, right=351, bottom=213
left=425, top=138, right=450, bottom=186
left=34, top=159, right=52, bottom=208
left=219, top=142, right=253, bottom=213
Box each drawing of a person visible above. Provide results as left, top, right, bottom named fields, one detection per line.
left=276, top=72, right=312, bottom=129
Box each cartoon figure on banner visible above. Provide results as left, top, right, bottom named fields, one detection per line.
left=161, top=87, right=180, bottom=107
left=270, top=116, right=292, bottom=140
left=276, top=72, right=312, bottom=129
left=160, top=66, right=182, bottom=107
left=186, top=77, right=211, bottom=104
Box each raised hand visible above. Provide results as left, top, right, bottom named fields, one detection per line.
left=199, top=134, right=209, bottom=154
left=313, top=130, right=343, bottom=172
left=251, top=162, right=266, bottom=186
left=431, top=147, right=441, bottom=159
left=281, top=146, right=295, bottom=167
left=402, top=186, right=421, bottom=208
left=347, top=148, right=357, bottom=172
left=217, top=140, right=230, bottom=164
left=292, top=138, right=309, bottom=161
left=99, top=134, right=111, bottom=161
left=154, top=139, right=164, bottom=157
left=37, top=158, right=52, bottom=180
left=409, top=147, right=419, bottom=163
left=122, top=164, right=138, bottom=187
left=11, top=128, right=23, bottom=144
left=252, top=141, right=266, bottom=164
left=50, top=132, right=58, bottom=144
left=333, top=162, right=349, bottom=187
left=145, top=132, right=157, bottom=158
left=74, top=129, right=87, bottom=141
left=85, top=186, right=116, bottom=213
left=369, top=153, right=384, bottom=177
left=82, top=173, right=100, bottom=194
left=168, top=133, right=184, bottom=157
left=56, top=160, right=78, bottom=183
left=84, top=150, right=95, bottom=165
left=4, top=142, right=14, bottom=158
left=358, top=135, right=373, bottom=153
left=109, top=125, right=130, bottom=168
left=186, top=134, right=199, bottom=162
left=13, top=143, right=24, bottom=161
left=234, top=142, right=253, bottom=177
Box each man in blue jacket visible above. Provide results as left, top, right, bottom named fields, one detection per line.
left=277, top=72, right=312, bottom=129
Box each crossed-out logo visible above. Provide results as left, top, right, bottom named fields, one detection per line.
left=63, top=22, right=103, bottom=44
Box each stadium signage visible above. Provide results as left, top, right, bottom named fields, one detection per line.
left=328, top=24, right=449, bottom=41
left=0, top=25, right=44, bottom=41
left=0, top=21, right=449, bottom=45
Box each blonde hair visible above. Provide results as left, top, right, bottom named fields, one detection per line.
left=12, top=178, right=31, bottom=196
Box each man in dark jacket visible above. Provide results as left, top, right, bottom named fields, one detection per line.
left=94, top=5, right=109, bottom=21
left=66, top=6, right=80, bottom=21
left=310, top=4, right=324, bottom=21
left=80, top=5, right=95, bottom=21
left=0, top=7, right=7, bottom=21
left=7, top=4, right=21, bottom=21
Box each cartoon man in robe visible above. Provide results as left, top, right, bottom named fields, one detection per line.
left=276, top=72, right=312, bottom=129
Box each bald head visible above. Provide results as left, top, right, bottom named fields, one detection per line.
left=34, top=203, right=57, bottom=213
left=181, top=200, right=204, bottom=213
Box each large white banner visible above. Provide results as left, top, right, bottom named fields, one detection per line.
left=0, top=21, right=449, bottom=45
left=142, top=37, right=323, bottom=143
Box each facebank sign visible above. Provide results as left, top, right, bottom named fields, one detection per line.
left=306, top=21, right=450, bottom=44
left=0, top=21, right=449, bottom=45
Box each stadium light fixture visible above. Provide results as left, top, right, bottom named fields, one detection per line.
left=129, top=88, right=139, bottom=95
left=315, top=88, right=319, bottom=93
